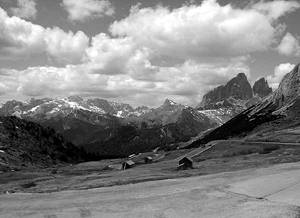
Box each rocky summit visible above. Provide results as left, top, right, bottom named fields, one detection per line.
left=198, top=73, right=253, bottom=110
left=195, top=73, right=272, bottom=125
left=253, top=78, right=272, bottom=98
left=189, top=63, right=300, bottom=147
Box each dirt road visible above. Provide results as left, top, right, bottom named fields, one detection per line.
left=1, top=162, right=300, bottom=217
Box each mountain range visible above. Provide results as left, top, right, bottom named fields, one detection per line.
left=0, top=72, right=273, bottom=157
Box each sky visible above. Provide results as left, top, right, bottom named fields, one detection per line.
left=0, top=0, right=299, bottom=107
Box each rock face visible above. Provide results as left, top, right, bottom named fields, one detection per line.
left=272, top=64, right=300, bottom=107
left=253, top=78, right=272, bottom=98
left=189, top=63, right=300, bottom=148
left=199, top=73, right=253, bottom=109
left=196, top=73, right=266, bottom=125
left=196, top=73, right=274, bottom=125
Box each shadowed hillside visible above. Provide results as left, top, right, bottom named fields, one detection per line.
left=0, top=116, right=93, bottom=170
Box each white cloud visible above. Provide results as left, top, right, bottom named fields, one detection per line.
left=251, top=0, right=300, bottom=20
left=85, top=33, right=136, bottom=75
left=110, top=0, right=298, bottom=60
left=0, top=0, right=299, bottom=106
left=0, top=7, right=89, bottom=64
left=267, top=63, right=295, bottom=89
left=277, top=32, right=300, bottom=57
left=61, top=0, right=114, bottom=22
left=0, top=56, right=250, bottom=106
left=10, top=0, right=37, bottom=19
left=44, top=27, right=89, bottom=64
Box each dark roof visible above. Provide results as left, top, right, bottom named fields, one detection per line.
left=124, top=160, right=135, bottom=165
left=179, top=157, right=193, bottom=164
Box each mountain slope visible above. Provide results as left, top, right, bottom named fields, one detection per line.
left=189, top=63, right=300, bottom=147
left=0, top=116, right=87, bottom=171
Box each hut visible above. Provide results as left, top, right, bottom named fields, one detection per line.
left=178, top=157, right=193, bottom=170
left=144, top=156, right=153, bottom=164
left=122, top=160, right=135, bottom=170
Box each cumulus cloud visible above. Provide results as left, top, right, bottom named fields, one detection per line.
left=277, top=32, right=300, bottom=57
left=0, top=7, right=89, bottom=63
left=44, top=27, right=89, bottom=63
left=0, top=0, right=300, bottom=106
left=10, top=0, right=37, bottom=19
left=85, top=33, right=136, bottom=75
left=267, top=63, right=295, bottom=89
left=61, top=0, right=114, bottom=22
left=251, top=0, right=300, bottom=20
left=0, top=56, right=249, bottom=106
left=110, top=0, right=298, bottom=61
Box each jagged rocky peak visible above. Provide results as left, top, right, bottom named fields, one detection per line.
left=225, top=73, right=253, bottom=100
left=163, top=99, right=178, bottom=106
left=159, top=99, right=184, bottom=111
left=67, top=95, right=84, bottom=102
left=253, top=77, right=272, bottom=98
left=189, top=63, right=300, bottom=148
left=199, top=72, right=253, bottom=109
left=86, top=98, right=113, bottom=112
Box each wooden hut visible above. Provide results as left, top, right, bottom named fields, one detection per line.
left=122, top=160, right=135, bottom=170
left=178, top=157, right=193, bottom=170
left=144, top=156, right=153, bottom=164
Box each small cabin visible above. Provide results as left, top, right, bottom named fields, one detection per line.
left=178, top=157, right=193, bottom=170
left=122, top=160, right=135, bottom=170
left=144, top=156, right=153, bottom=164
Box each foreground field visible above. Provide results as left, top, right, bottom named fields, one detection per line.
left=2, top=161, right=300, bottom=217
left=2, top=140, right=300, bottom=194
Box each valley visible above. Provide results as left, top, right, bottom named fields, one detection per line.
left=1, top=64, right=300, bottom=218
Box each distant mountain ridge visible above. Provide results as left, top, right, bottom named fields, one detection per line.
left=0, top=97, right=218, bottom=156
left=0, top=96, right=150, bottom=119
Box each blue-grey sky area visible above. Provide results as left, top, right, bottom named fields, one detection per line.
left=0, top=0, right=299, bottom=106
